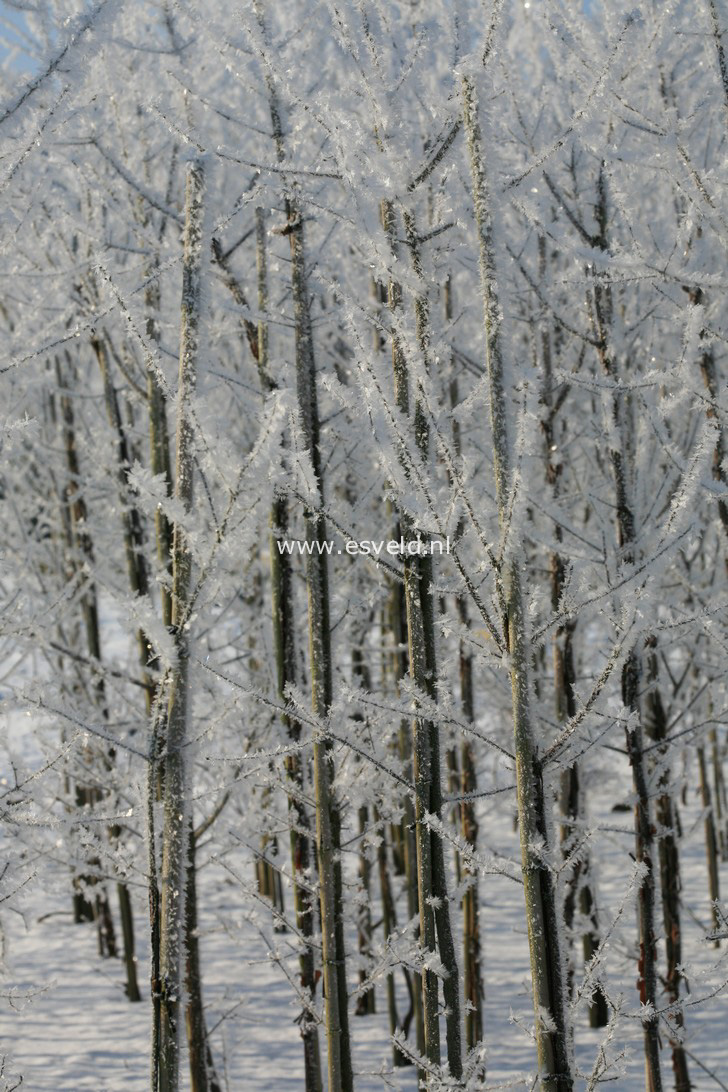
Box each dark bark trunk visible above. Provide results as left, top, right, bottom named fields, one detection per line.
left=185, top=829, right=222, bottom=1092
left=644, top=641, right=690, bottom=1090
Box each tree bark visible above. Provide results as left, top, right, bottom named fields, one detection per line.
left=462, top=75, right=573, bottom=1091
left=185, top=828, right=222, bottom=1092
left=57, top=353, right=141, bottom=1001
left=698, top=745, right=721, bottom=945
left=380, top=198, right=464, bottom=1082
left=643, top=641, right=690, bottom=1091
left=288, top=206, right=353, bottom=1092
left=589, top=163, right=663, bottom=1092
left=250, top=10, right=353, bottom=1080
left=158, top=156, right=205, bottom=1092
left=446, top=278, right=485, bottom=1050
left=214, top=203, right=323, bottom=1091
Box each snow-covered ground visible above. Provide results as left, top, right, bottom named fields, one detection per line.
left=2, top=758, right=727, bottom=1090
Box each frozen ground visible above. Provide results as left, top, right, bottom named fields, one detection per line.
left=2, top=762, right=727, bottom=1091
left=1, top=692, right=727, bottom=1091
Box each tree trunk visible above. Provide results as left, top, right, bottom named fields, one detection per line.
left=457, top=603, right=485, bottom=1051
left=381, top=198, right=439, bottom=1083
left=708, top=728, right=728, bottom=862
left=185, top=828, right=222, bottom=1092
left=355, top=803, right=376, bottom=1016
left=288, top=205, right=353, bottom=1092
left=534, top=233, right=607, bottom=1031
left=57, top=353, right=141, bottom=1000
left=387, top=518, right=425, bottom=1056
left=462, top=75, right=572, bottom=1091
left=644, top=641, right=690, bottom=1090
left=353, top=641, right=376, bottom=1017
left=158, top=156, right=205, bottom=1092
left=251, top=11, right=354, bottom=1077
left=698, top=745, right=721, bottom=946
left=588, top=163, right=663, bottom=1092
left=446, top=280, right=485, bottom=1050
left=216, top=201, right=323, bottom=1091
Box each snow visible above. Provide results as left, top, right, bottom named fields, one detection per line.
left=2, top=1, right=728, bottom=1089
left=2, top=756, right=727, bottom=1089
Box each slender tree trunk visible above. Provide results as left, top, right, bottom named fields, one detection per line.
left=288, top=206, right=353, bottom=1092
left=158, top=157, right=205, bottom=1092
left=446, top=278, right=485, bottom=1050
left=373, top=805, right=416, bottom=1068
left=694, top=323, right=728, bottom=578
left=536, top=235, right=607, bottom=1029
left=376, top=812, right=400, bottom=1042
left=57, top=358, right=114, bottom=942
left=643, top=641, right=690, bottom=1090
left=355, top=803, right=376, bottom=1016
left=462, top=75, right=572, bottom=1091
left=54, top=372, right=104, bottom=931
left=625, top=654, right=663, bottom=1092
left=708, top=728, right=728, bottom=861
left=456, top=594, right=485, bottom=1051
left=145, top=263, right=174, bottom=632
left=185, top=828, right=222, bottom=1092
left=251, top=11, right=353, bottom=1079
left=44, top=380, right=98, bottom=930
left=698, top=745, right=721, bottom=945
left=57, top=353, right=142, bottom=1000
left=386, top=513, right=425, bottom=1056
left=215, top=203, right=323, bottom=1091
left=270, top=484, right=324, bottom=1090
left=141, top=247, right=174, bottom=1092
left=352, top=644, right=376, bottom=1017
left=588, top=164, right=663, bottom=1092
left=260, top=204, right=323, bottom=1091
left=379, top=583, right=421, bottom=1065
left=382, top=198, right=439, bottom=1081
left=255, top=787, right=286, bottom=924
left=381, top=198, right=463, bottom=1081
left=115, top=880, right=140, bottom=1002
left=545, top=457, right=607, bottom=1029
left=94, top=335, right=153, bottom=678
